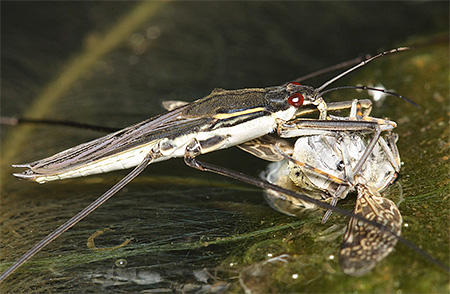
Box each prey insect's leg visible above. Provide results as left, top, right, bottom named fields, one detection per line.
left=378, top=133, right=401, bottom=172
left=274, top=144, right=350, bottom=186
left=321, top=124, right=358, bottom=222
left=322, top=137, right=356, bottom=222
left=274, top=142, right=354, bottom=223
left=329, top=99, right=398, bottom=176
left=0, top=148, right=161, bottom=283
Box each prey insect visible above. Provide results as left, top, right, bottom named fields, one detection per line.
left=0, top=47, right=424, bottom=282
left=262, top=99, right=402, bottom=275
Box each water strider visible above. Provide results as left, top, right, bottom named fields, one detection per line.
left=2, top=47, right=447, bottom=283
left=263, top=100, right=402, bottom=275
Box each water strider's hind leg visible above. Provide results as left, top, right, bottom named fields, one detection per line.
left=0, top=147, right=161, bottom=283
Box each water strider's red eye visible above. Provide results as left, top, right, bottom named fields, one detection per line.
left=289, top=82, right=301, bottom=86
left=288, top=93, right=304, bottom=107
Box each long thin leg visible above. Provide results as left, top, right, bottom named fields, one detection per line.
left=352, top=125, right=381, bottom=176
left=0, top=150, right=158, bottom=283
left=185, top=157, right=450, bottom=273
left=274, top=144, right=350, bottom=186
left=296, top=99, right=373, bottom=118
left=378, top=133, right=401, bottom=172
left=274, top=138, right=354, bottom=223
left=280, top=119, right=383, bottom=177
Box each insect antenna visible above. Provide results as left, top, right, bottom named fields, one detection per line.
left=287, top=55, right=364, bottom=84
left=318, top=85, right=420, bottom=108
left=317, top=47, right=410, bottom=92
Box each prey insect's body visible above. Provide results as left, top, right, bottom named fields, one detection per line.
left=263, top=100, right=403, bottom=275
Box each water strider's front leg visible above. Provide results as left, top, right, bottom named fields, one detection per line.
left=295, top=99, right=373, bottom=120
left=235, top=99, right=376, bottom=163
left=278, top=119, right=385, bottom=219
left=279, top=119, right=385, bottom=177
left=279, top=99, right=398, bottom=178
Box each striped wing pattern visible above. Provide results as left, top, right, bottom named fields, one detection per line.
left=339, top=184, right=402, bottom=276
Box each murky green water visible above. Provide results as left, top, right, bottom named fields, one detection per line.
left=1, top=2, right=448, bottom=293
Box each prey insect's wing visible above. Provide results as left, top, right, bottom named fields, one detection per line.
left=339, top=184, right=402, bottom=276
left=13, top=105, right=210, bottom=183
left=237, top=135, right=293, bottom=162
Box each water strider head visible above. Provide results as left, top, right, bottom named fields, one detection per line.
left=261, top=81, right=322, bottom=118
left=255, top=47, right=417, bottom=124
